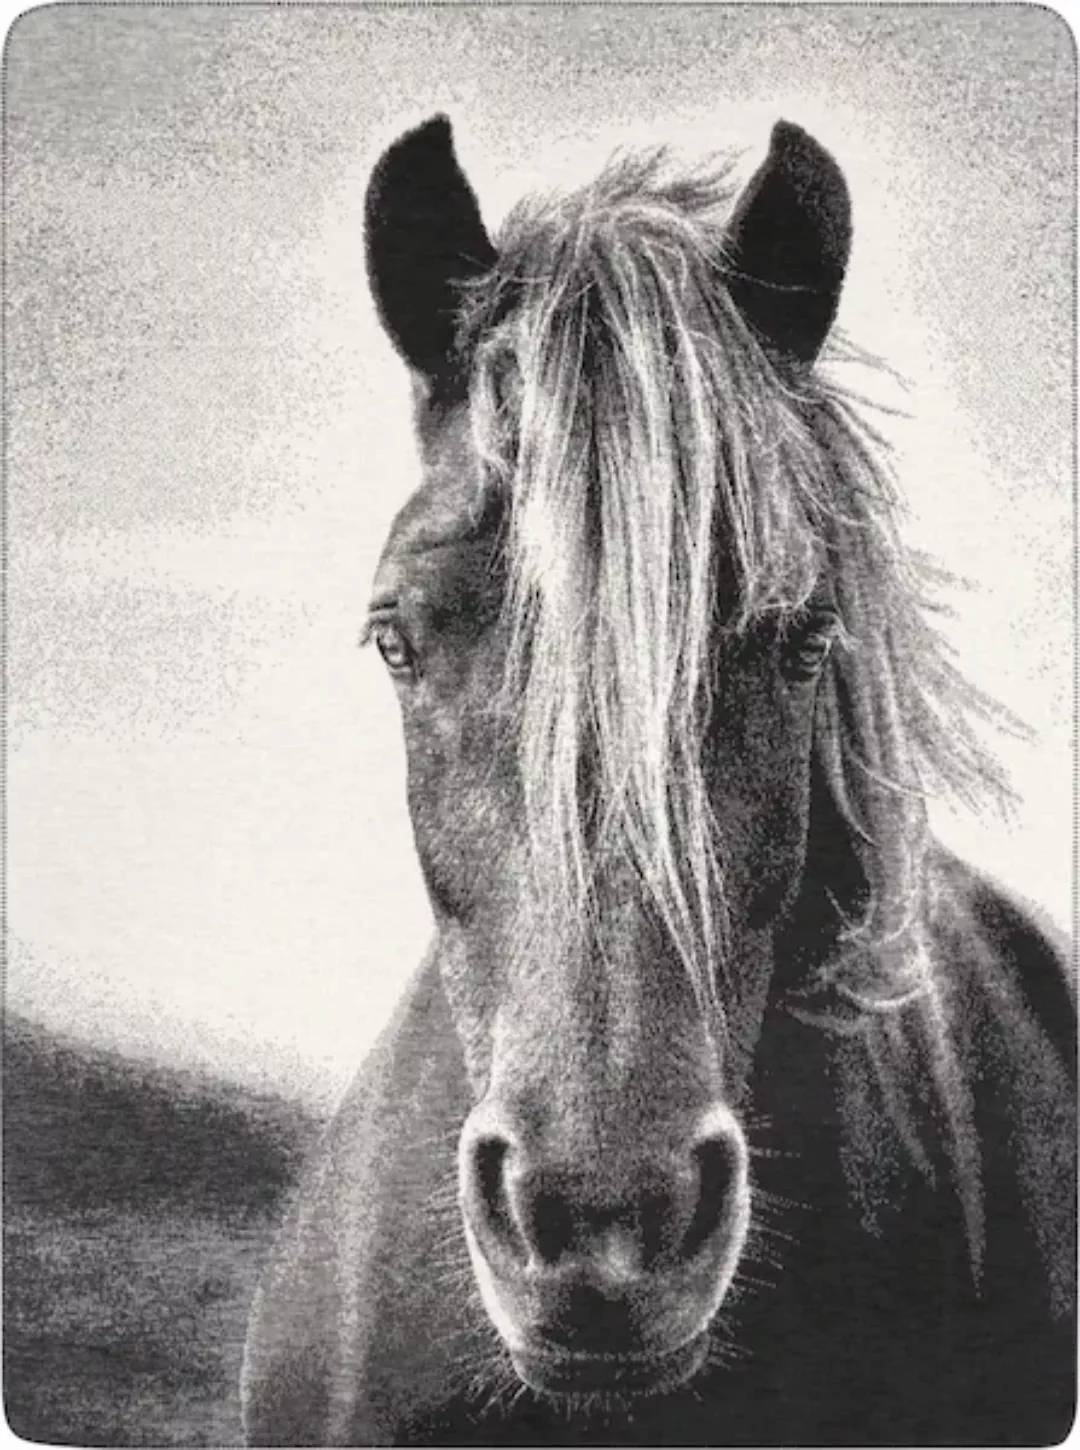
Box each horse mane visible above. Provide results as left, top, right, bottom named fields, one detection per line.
left=457, top=147, right=1015, bottom=1024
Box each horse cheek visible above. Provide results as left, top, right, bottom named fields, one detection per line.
left=743, top=779, right=814, bottom=928
left=712, top=674, right=816, bottom=931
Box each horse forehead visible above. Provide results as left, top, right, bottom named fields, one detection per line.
left=381, top=407, right=486, bottom=563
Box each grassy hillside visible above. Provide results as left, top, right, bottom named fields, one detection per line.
left=4, top=1017, right=321, bottom=1446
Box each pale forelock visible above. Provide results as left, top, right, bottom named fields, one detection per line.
left=458, top=148, right=1014, bottom=1013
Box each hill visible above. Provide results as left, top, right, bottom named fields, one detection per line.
left=4, top=1016, right=321, bottom=1446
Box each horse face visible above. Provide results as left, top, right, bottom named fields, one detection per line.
left=368, top=406, right=834, bottom=1396
left=365, top=117, right=849, bottom=1399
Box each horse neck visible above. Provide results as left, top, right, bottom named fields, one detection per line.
left=751, top=948, right=984, bottom=1285
left=748, top=991, right=974, bottom=1264
left=763, top=778, right=974, bottom=1238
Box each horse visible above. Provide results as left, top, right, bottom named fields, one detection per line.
left=241, top=116, right=1076, bottom=1446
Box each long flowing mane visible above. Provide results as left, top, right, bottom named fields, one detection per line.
left=458, top=149, right=1013, bottom=1020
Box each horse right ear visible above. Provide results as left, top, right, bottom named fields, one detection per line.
left=723, top=121, right=852, bottom=369
left=365, top=115, right=496, bottom=391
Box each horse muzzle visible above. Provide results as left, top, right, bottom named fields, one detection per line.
left=458, top=1101, right=750, bottom=1400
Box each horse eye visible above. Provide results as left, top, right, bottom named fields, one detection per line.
left=371, top=622, right=416, bottom=677
left=782, top=611, right=838, bottom=683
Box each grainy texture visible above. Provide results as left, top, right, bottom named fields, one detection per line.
left=4, top=7, right=1074, bottom=1446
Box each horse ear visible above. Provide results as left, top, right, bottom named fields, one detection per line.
left=724, top=121, right=851, bottom=368
left=365, top=115, right=496, bottom=387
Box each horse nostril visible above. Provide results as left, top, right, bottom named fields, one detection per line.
left=470, top=1136, right=524, bottom=1262
left=680, top=1134, right=741, bottom=1263
left=639, top=1189, right=674, bottom=1269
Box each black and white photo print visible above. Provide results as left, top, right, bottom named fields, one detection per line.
left=5, top=6, right=1075, bottom=1446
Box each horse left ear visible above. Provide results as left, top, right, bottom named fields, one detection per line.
left=724, top=121, right=852, bottom=368
left=365, top=115, right=496, bottom=390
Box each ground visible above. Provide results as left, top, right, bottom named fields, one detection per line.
left=3, top=1016, right=319, bottom=1447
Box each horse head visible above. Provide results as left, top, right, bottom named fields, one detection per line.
left=363, top=115, right=860, bottom=1399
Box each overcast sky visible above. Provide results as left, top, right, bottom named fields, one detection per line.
left=7, top=5, right=1074, bottom=1107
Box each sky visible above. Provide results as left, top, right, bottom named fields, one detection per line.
left=6, top=5, right=1075, bottom=1108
